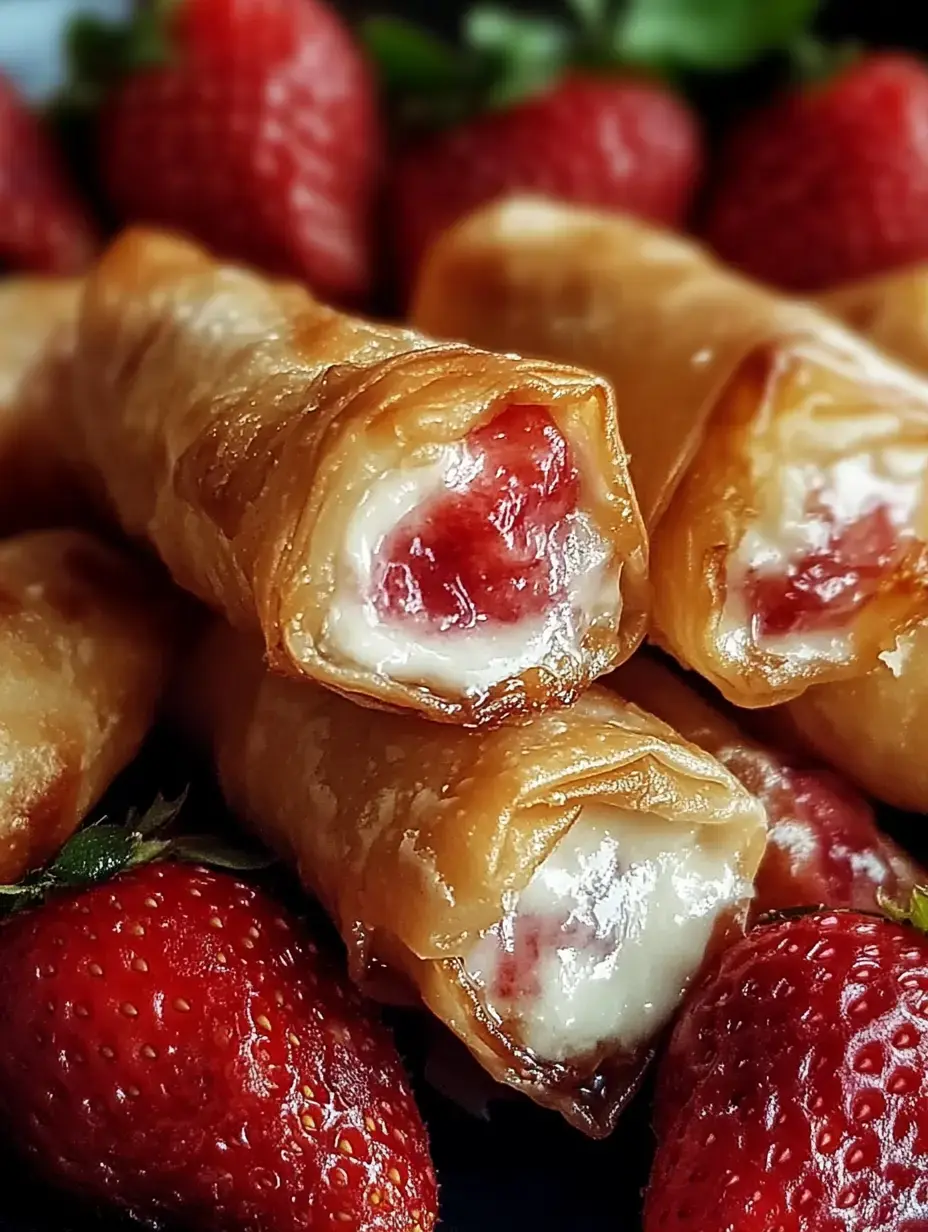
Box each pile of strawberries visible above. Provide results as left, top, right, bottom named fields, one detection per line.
left=6, top=2, right=928, bottom=1231
left=6, top=0, right=928, bottom=303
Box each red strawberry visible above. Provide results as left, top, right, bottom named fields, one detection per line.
left=704, top=54, right=928, bottom=293
left=392, top=73, right=701, bottom=291
left=646, top=906, right=928, bottom=1231
left=0, top=862, right=437, bottom=1231
left=0, top=74, right=97, bottom=273
left=721, top=744, right=922, bottom=916
left=97, top=0, right=381, bottom=304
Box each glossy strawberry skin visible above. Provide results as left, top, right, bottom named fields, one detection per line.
left=721, top=744, right=922, bottom=916
left=647, top=912, right=928, bottom=1232
left=100, top=0, right=381, bottom=304
left=393, top=74, right=701, bottom=290
left=0, top=75, right=97, bottom=273
left=0, top=863, right=437, bottom=1232
left=704, top=54, right=928, bottom=293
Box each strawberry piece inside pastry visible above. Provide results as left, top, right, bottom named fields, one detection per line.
left=373, top=404, right=580, bottom=630
left=721, top=347, right=928, bottom=664
left=330, top=403, right=616, bottom=697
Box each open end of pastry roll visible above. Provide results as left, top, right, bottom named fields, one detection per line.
left=668, top=337, right=928, bottom=690
left=74, top=228, right=647, bottom=725
left=413, top=197, right=928, bottom=707
left=749, top=265, right=928, bottom=813
left=611, top=654, right=921, bottom=914
left=458, top=800, right=748, bottom=1075
left=319, top=397, right=620, bottom=705
left=182, top=624, right=765, bottom=1136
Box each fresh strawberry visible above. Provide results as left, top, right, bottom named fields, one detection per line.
left=721, top=744, right=923, bottom=916
left=646, top=905, right=928, bottom=1231
left=704, top=54, right=928, bottom=292
left=0, top=861, right=437, bottom=1231
left=90, top=0, right=381, bottom=304
left=392, top=72, right=700, bottom=292
left=0, top=74, right=97, bottom=273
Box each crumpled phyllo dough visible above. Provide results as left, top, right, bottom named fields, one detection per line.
left=0, top=278, right=93, bottom=535
left=183, top=622, right=765, bottom=1137
left=0, top=529, right=180, bottom=883
left=413, top=198, right=928, bottom=708
left=762, top=267, right=928, bottom=812
left=822, top=264, right=928, bottom=376
left=71, top=228, right=648, bottom=727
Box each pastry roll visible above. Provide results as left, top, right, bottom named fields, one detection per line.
left=184, top=622, right=765, bottom=1137
left=413, top=198, right=928, bottom=708
left=0, top=529, right=179, bottom=883
left=0, top=278, right=91, bottom=535
left=71, top=228, right=648, bottom=727
left=821, top=265, right=928, bottom=375
left=612, top=655, right=921, bottom=914
left=766, top=267, right=928, bottom=811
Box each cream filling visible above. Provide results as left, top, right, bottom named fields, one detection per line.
left=323, top=445, right=615, bottom=695
left=463, top=804, right=751, bottom=1066
left=723, top=425, right=927, bottom=662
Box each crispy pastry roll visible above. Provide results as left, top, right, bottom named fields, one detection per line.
left=0, top=529, right=179, bottom=883
left=762, top=267, right=928, bottom=810
left=71, top=229, right=647, bottom=727
left=413, top=198, right=928, bottom=709
left=821, top=265, right=928, bottom=375
left=611, top=655, right=921, bottom=914
left=0, top=278, right=91, bottom=535
left=184, top=622, right=765, bottom=1136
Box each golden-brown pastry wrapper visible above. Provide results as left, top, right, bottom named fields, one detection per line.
left=0, top=278, right=92, bottom=535
left=762, top=268, right=928, bottom=811
left=822, top=265, right=928, bottom=375
left=184, top=622, right=765, bottom=1136
left=0, top=530, right=180, bottom=883
left=72, top=228, right=648, bottom=726
left=413, top=198, right=928, bottom=706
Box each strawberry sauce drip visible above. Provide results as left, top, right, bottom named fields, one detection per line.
left=745, top=501, right=899, bottom=638
left=373, top=404, right=580, bottom=632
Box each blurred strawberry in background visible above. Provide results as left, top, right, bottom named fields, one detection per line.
left=368, top=1, right=703, bottom=293
left=72, top=0, right=382, bottom=305
left=704, top=52, right=928, bottom=292
left=0, top=71, right=97, bottom=272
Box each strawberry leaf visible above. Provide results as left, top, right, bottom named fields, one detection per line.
left=464, top=7, right=572, bottom=108
left=880, top=885, right=928, bottom=933
left=169, top=835, right=276, bottom=872
left=615, top=0, right=823, bottom=72
left=61, top=0, right=177, bottom=110
left=362, top=17, right=465, bottom=94
left=566, top=0, right=610, bottom=29
left=129, top=789, right=189, bottom=838
left=50, top=824, right=138, bottom=887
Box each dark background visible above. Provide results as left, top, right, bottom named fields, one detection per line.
left=2, top=2, right=928, bottom=1231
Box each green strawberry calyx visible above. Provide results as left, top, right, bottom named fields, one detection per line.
left=879, top=885, right=928, bottom=933
left=362, top=0, right=825, bottom=128
left=0, top=790, right=274, bottom=915
left=61, top=0, right=181, bottom=110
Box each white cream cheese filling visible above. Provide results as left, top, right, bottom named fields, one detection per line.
left=322, top=443, right=615, bottom=695
left=723, top=413, right=928, bottom=661
left=463, top=804, right=751, bottom=1066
